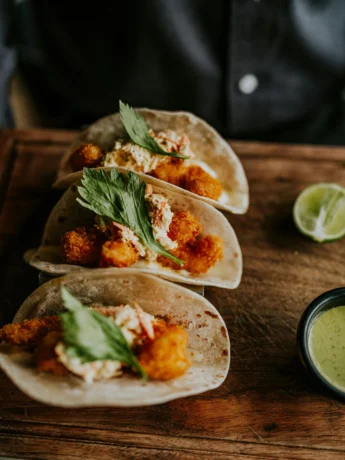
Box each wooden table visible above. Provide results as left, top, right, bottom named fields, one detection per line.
left=1, top=129, right=345, bottom=459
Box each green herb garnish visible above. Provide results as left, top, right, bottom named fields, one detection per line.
left=119, top=101, right=189, bottom=159
left=77, top=168, right=183, bottom=265
left=60, top=286, right=147, bottom=378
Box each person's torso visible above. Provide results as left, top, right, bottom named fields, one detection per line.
left=14, top=0, right=345, bottom=142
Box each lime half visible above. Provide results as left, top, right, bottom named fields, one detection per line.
left=293, top=183, right=345, bottom=243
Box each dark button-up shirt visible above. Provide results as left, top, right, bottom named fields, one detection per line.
left=2, top=0, right=345, bottom=144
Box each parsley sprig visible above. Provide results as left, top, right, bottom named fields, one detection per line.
left=60, top=286, right=147, bottom=378
left=119, top=101, right=189, bottom=159
left=77, top=168, right=183, bottom=265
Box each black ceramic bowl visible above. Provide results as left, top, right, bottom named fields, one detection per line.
left=297, top=287, right=345, bottom=400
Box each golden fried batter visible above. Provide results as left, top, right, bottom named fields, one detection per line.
left=168, top=211, right=202, bottom=244
left=150, top=158, right=187, bottom=186
left=153, top=319, right=169, bottom=335
left=0, top=307, right=119, bottom=348
left=62, top=226, right=104, bottom=265
left=70, top=143, right=104, bottom=171
left=152, top=160, right=222, bottom=201
left=182, top=166, right=222, bottom=200
left=158, top=235, right=223, bottom=274
left=185, top=235, right=223, bottom=274
left=0, top=316, right=61, bottom=346
left=138, top=325, right=190, bottom=380
left=100, top=239, right=139, bottom=268
left=157, top=244, right=188, bottom=271
left=35, top=331, right=69, bottom=376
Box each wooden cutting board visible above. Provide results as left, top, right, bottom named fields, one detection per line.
left=1, top=129, right=345, bottom=459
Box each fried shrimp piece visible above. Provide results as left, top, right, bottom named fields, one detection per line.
left=70, top=143, right=104, bottom=171
left=157, top=245, right=189, bottom=271
left=138, top=325, right=190, bottom=380
left=35, top=331, right=69, bottom=376
left=100, top=239, right=139, bottom=268
left=0, top=316, right=61, bottom=346
left=182, top=166, right=222, bottom=200
left=168, top=211, right=202, bottom=244
left=62, top=226, right=104, bottom=265
left=158, top=235, right=223, bottom=274
left=186, top=235, right=223, bottom=274
left=151, top=158, right=187, bottom=186
left=153, top=318, right=169, bottom=336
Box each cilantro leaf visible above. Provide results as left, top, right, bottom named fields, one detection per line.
left=60, top=286, right=147, bottom=378
left=119, top=101, right=189, bottom=159
left=77, top=168, right=183, bottom=265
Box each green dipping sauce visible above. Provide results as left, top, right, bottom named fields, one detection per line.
left=309, top=305, right=345, bottom=391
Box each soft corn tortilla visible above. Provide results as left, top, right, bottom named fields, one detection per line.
left=54, top=109, right=249, bottom=214
left=25, top=176, right=242, bottom=289
left=0, top=270, right=230, bottom=407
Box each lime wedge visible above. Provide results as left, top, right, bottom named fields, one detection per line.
left=293, top=183, right=345, bottom=242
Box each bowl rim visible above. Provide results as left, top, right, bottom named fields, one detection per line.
left=297, top=287, right=345, bottom=400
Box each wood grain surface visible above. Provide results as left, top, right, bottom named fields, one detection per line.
left=1, top=129, right=345, bottom=459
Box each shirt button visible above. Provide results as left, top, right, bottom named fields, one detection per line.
left=238, top=74, right=259, bottom=95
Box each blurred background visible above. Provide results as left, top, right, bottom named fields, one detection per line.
left=1, top=0, right=345, bottom=144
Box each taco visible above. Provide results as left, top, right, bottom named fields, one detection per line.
left=0, top=270, right=230, bottom=407
left=26, top=168, right=242, bottom=289
left=54, top=102, right=249, bottom=214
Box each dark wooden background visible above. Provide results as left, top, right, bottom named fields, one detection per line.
left=1, top=129, right=345, bottom=459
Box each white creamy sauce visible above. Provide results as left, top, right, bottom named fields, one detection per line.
left=102, top=129, right=193, bottom=174
left=55, top=344, right=123, bottom=384
left=55, top=304, right=155, bottom=383
left=103, top=140, right=168, bottom=173
left=113, top=223, right=147, bottom=257
left=145, top=192, right=177, bottom=251
left=151, top=129, right=193, bottom=158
